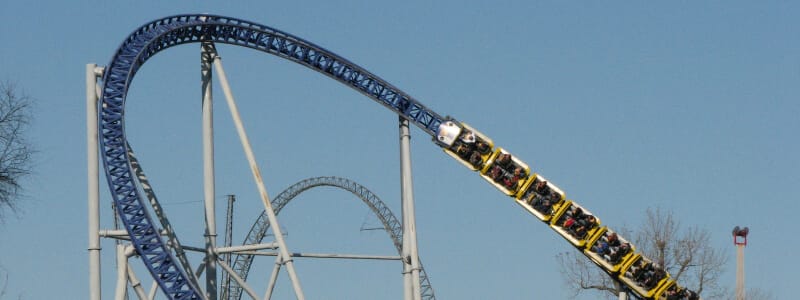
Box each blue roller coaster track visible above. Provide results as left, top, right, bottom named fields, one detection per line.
left=100, top=14, right=698, bottom=300
left=100, top=14, right=450, bottom=299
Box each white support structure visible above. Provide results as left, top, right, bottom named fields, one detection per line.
left=209, top=43, right=306, bottom=300
left=229, top=251, right=402, bottom=260
left=148, top=281, right=158, bottom=300
left=215, top=243, right=279, bottom=254
left=86, top=63, right=103, bottom=300
left=126, top=263, right=149, bottom=300
left=217, top=259, right=260, bottom=300
left=264, top=255, right=283, bottom=300
left=113, top=245, right=139, bottom=300
left=399, top=117, right=421, bottom=300
left=115, top=245, right=129, bottom=300
left=732, top=226, right=749, bottom=300
left=736, top=244, right=745, bottom=300
left=201, top=42, right=219, bottom=300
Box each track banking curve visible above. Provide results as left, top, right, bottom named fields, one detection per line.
left=100, top=14, right=697, bottom=300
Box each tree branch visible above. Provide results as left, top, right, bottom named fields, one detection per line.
left=0, top=81, right=34, bottom=220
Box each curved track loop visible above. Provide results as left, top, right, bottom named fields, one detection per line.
left=101, top=14, right=449, bottom=299
left=225, top=176, right=436, bottom=300
left=127, top=143, right=202, bottom=291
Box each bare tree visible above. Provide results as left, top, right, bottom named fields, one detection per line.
left=741, top=287, right=774, bottom=300
left=556, top=249, right=621, bottom=298
left=0, top=81, right=34, bottom=220
left=714, top=286, right=775, bottom=300
left=556, top=207, right=727, bottom=299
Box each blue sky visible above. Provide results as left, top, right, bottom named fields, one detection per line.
left=1, top=1, right=797, bottom=299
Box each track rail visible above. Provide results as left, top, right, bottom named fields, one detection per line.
left=225, top=176, right=435, bottom=300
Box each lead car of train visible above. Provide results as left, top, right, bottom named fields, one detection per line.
left=435, top=120, right=700, bottom=300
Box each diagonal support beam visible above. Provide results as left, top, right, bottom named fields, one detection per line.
left=209, top=43, right=306, bottom=300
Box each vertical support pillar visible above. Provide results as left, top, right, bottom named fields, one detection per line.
left=736, top=244, right=745, bottom=300
left=87, top=63, right=102, bottom=300
left=399, top=117, right=421, bottom=300
left=210, top=44, right=305, bottom=300
left=201, top=42, right=219, bottom=300
left=733, top=226, right=748, bottom=300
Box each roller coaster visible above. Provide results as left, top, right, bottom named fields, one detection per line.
left=225, top=176, right=436, bottom=300
left=94, top=14, right=700, bottom=300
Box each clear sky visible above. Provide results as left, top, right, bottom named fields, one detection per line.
left=0, top=1, right=797, bottom=299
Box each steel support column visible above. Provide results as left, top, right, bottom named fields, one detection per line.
left=86, top=63, right=102, bottom=300
left=736, top=245, right=745, bottom=300
left=201, top=42, right=219, bottom=300
left=399, top=117, right=421, bottom=300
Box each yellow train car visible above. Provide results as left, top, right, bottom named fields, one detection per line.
left=655, top=281, right=701, bottom=300
left=655, top=281, right=678, bottom=300
left=436, top=121, right=494, bottom=171
left=479, top=148, right=531, bottom=196
left=515, top=174, right=566, bottom=222
left=584, top=227, right=635, bottom=273
left=549, top=201, right=601, bottom=248
left=618, top=254, right=671, bottom=299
